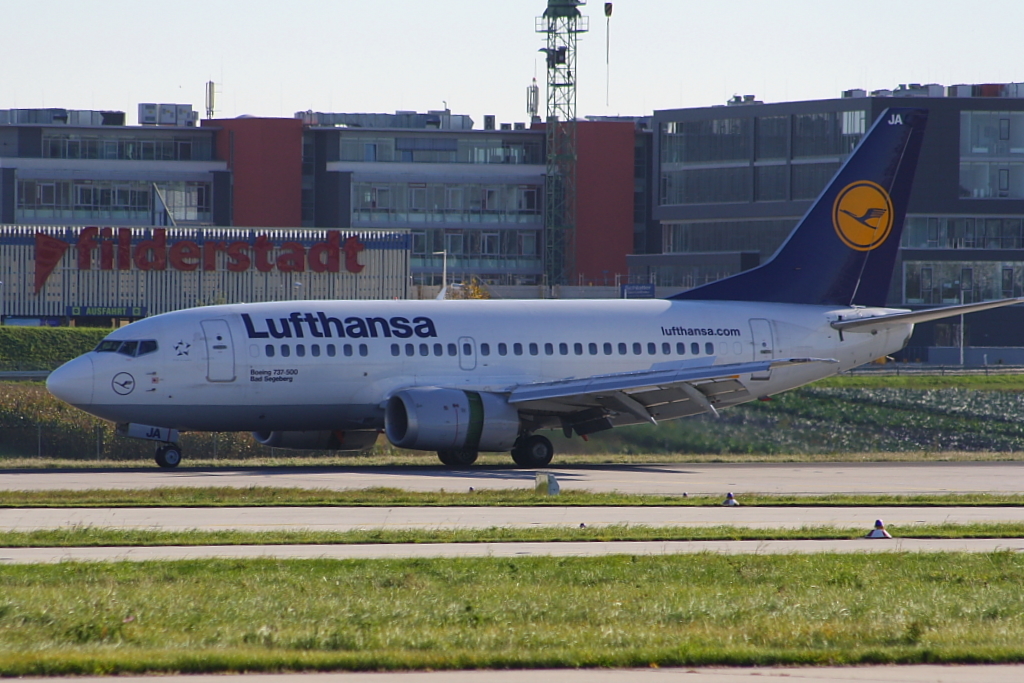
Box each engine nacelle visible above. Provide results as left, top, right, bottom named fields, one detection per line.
left=385, top=387, right=520, bottom=452
left=251, top=430, right=378, bottom=451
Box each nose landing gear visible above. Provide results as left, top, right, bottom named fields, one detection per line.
left=155, top=444, right=183, bottom=468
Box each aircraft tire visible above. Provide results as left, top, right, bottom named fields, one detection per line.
left=437, top=449, right=479, bottom=467
left=511, top=435, right=554, bottom=468
left=155, top=445, right=182, bottom=469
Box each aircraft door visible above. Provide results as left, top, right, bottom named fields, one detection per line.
left=458, top=336, right=476, bottom=371
left=201, top=319, right=236, bottom=382
left=749, top=318, right=774, bottom=380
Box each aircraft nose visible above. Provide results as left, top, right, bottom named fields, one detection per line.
left=46, top=356, right=95, bottom=406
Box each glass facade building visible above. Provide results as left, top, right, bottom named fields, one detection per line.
left=639, top=86, right=1024, bottom=354
left=0, top=112, right=226, bottom=226
left=304, top=125, right=545, bottom=285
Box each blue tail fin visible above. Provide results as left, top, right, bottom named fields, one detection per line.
left=670, top=108, right=928, bottom=307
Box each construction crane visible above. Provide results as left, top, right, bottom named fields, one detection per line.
left=536, top=0, right=588, bottom=286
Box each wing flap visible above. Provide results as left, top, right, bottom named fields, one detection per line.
left=509, top=358, right=834, bottom=431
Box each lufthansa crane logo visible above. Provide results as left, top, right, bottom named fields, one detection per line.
left=111, top=372, right=135, bottom=396
left=832, top=181, right=894, bottom=251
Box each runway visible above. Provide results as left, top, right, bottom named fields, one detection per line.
left=3, top=505, right=1024, bottom=532
left=6, top=464, right=1024, bottom=682
left=4, top=461, right=1024, bottom=495
left=3, top=537, right=1024, bottom=564
left=22, top=667, right=1024, bottom=683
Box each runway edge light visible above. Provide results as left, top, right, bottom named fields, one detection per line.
left=866, top=519, right=893, bottom=539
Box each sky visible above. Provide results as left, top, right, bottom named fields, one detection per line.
left=3, top=0, right=1024, bottom=126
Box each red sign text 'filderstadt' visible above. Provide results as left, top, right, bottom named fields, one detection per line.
left=33, top=228, right=366, bottom=294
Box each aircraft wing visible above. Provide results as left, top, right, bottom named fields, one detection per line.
left=832, top=298, right=1024, bottom=333
left=506, top=358, right=836, bottom=435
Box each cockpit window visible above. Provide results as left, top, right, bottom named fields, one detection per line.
left=117, top=341, right=139, bottom=357
left=95, top=339, right=158, bottom=357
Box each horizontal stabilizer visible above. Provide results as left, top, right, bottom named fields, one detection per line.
left=832, top=298, right=1024, bottom=333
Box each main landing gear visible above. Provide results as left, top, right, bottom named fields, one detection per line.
left=155, top=444, right=183, bottom=469
left=511, top=435, right=554, bottom=468
left=436, top=449, right=479, bottom=467
left=434, top=434, right=555, bottom=468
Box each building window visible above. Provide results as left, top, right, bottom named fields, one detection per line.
left=791, top=162, right=841, bottom=200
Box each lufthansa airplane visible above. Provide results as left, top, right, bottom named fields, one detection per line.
left=47, top=108, right=1020, bottom=468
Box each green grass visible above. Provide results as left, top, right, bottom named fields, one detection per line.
left=5, top=487, right=1024, bottom=508
left=4, top=522, right=1024, bottom=548
left=820, top=373, right=1024, bottom=391
left=3, top=554, right=1024, bottom=674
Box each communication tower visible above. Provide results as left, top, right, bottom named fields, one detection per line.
left=536, top=0, right=588, bottom=285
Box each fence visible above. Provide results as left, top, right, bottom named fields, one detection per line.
left=0, top=423, right=368, bottom=461
left=843, top=364, right=1024, bottom=377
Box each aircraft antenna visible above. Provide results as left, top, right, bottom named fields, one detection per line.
left=536, top=0, right=588, bottom=286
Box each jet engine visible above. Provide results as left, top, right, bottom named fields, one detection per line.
left=385, top=387, right=520, bottom=452
left=251, top=430, right=378, bottom=451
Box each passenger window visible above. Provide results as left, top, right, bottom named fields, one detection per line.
left=498, top=343, right=508, bottom=356
left=574, top=342, right=583, bottom=355
left=344, top=344, right=353, bottom=357
left=691, top=342, right=699, bottom=355
left=480, top=343, right=490, bottom=356
left=705, top=342, right=714, bottom=355
left=359, top=344, right=368, bottom=357
left=677, top=342, right=686, bottom=355
left=312, top=344, right=321, bottom=357
left=603, top=342, right=612, bottom=355
left=647, top=342, right=657, bottom=355
left=662, top=342, right=671, bottom=355
left=327, top=344, right=336, bottom=357
left=589, top=342, right=598, bottom=355
left=618, top=343, right=627, bottom=355
left=529, top=343, right=539, bottom=356
left=138, top=340, right=158, bottom=356
left=513, top=343, right=523, bottom=356
left=281, top=345, right=291, bottom=358
left=544, top=343, right=553, bottom=355
left=296, top=344, right=306, bottom=357
left=448, top=343, right=457, bottom=356
left=733, top=342, right=743, bottom=355
left=420, top=343, right=430, bottom=356
left=95, top=340, right=122, bottom=353
left=118, top=341, right=139, bottom=357
left=405, top=344, right=415, bottom=357
left=391, top=344, right=400, bottom=357
left=463, top=343, right=473, bottom=356
left=434, top=343, right=443, bottom=356
left=558, top=343, right=568, bottom=355
left=265, top=345, right=275, bottom=358
left=632, top=342, right=642, bottom=355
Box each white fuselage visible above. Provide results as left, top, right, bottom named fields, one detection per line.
left=47, top=298, right=912, bottom=434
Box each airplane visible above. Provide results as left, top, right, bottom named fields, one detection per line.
left=46, top=107, right=1021, bottom=469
